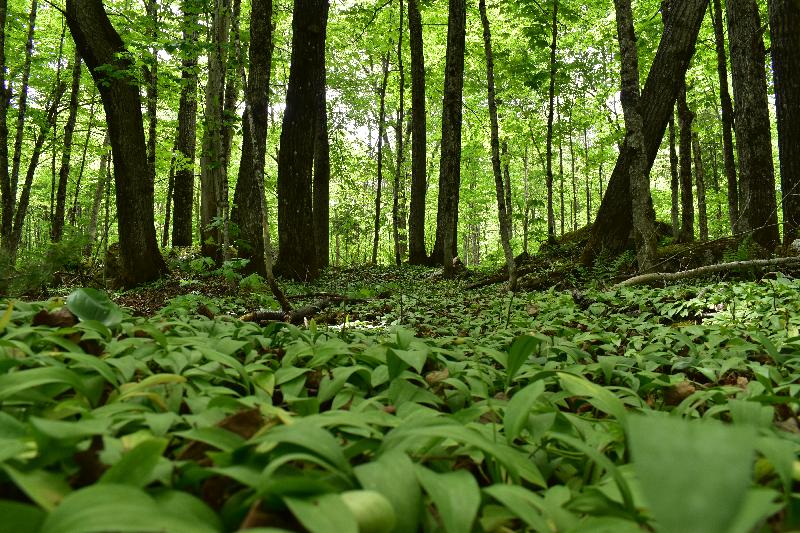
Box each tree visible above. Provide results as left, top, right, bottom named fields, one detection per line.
left=65, top=0, right=167, bottom=285
left=677, top=85, right=695, bottom=243
left=692, top=132, right=708, bottom=240
left=726, top=0, right=779, bottom=249
left=769, top=0, right=800, bottom=244
left=582, top=0, right=708, bottom=264
left=480, top=0, right=516, bottom=290
left=614, top=0, right=658, bottom=270
left=430, top=0, right=466, bottom=272
left=172, top=0, right=200, bottom=247
left=313, top=44, right=331, bottom=269
left=545, top=0, right=559, bottom=240
left=372, top=52, right=390, bottom=265
left=275, top=0, right=328, bottom=281
left=407, top=0, right=428, bottom=264
left=392, top=0, right=406, bottom=266
left=52, top=50, right=82, bottom=243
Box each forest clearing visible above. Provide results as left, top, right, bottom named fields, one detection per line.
left=1, top=0, right=800, bottom=531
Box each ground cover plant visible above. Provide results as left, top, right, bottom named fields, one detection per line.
left=1, top=264, right=799, bottom=532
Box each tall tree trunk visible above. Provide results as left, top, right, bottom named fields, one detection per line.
left=693, top=132, right=709, bottom=240
left=480, top=0, right=516, bottom=290
left=545, top=0, right=558, bottom=240
left=66, top=0, right=167, bottom=286
left=581, top=0, right=708, bottom=264
left=677, top=86, right=695, bottom=242
left=568, top=112, right=577, bottom=232
left=275, top=0, right=328, bottom=281
left=200, top=0, right=231, bottom=262
left=669, top=113, right=680, bottom=237
left=0, top=0, right=10, bottom=259
left=523, top=143, right=530, bottom=253
left=372, top=52, right=390, bottom=265
left=769, top=0, right=800, bottom=244
left=430, top=0, right=466, bottom=272
left=232, top=0, right=273, bottom=276
left=393, top=0, right=406, bottom=266
left=222, top=0, right=242, bottom=167
left=407, top=0, right=428, bottom=264
left=615, top=0, right=657, bottom=271
left=583, top=125, right=591, bottom=226
left=559, top=120, right=564, bottom=236
left=87, top=132, right=110, bottom=256
left=502, top=140, right=513, bottom=237
left=52, top=49, right=82, bottom=243
left=727, top=0, right=779, bottom=250
left=145, top=0, right=158, bottom=185
left=172, top=0, right=200, bottom=247
left=712, top=0, right=739, bottom=234
left=70, top=91, right=97, bottom=227
left=162, top=137, right=177, bottom=248
left=313, top=40, right=330, bottom=269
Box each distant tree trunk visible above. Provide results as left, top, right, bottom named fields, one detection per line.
left=275, top=0, right=328, bottom=281
left=502, top=140, right=513, bottom=237
left=712, top=0, right=739, bottom=235
left=0, top=0, right=10, bottom=257
left=523, top=143, right=530, bottom=253
left=172, top=0, right=200, bottom=247
left=222, top=0, right=242, bottom=166
left=769, top=0, right=800, bottom=244
left=232, top=0, right=273, bottom=276
left=693, top=132, right=708, bottom=240
left=9, top=0, right=37, bottom=210
left=87, top=132, right=110, bottom=256
left=559, top=122, right=564, bottom=236
left=582, top=0, right=708, bottom=264
left=313, top=42, right=330, bottom=269
left=407, top=0, right=428, bottom=264
left=727, top=0, right=779, bottom=249
left=583, top=125, right=591, bottom=226
left=430, top=0, right=466, bottom=273
left=568, top=114, right=577, bottom=232
left=372, top=53, right=390, bottom=265
left=615, top=0, right=657, bottom=271
left=392, top=1, right=406, bottom=266
left=677, top=86, right=695, bottom=242
left=162, top=137, right=177, bottom=248
left=145, top=0, right=158, bottom=185
left=200, top=0, right=231, bottom=262
left=545, top=0, right=558, bottom=240
left=52, top=49, right=82, bottom=243
left=669, top=113, right=680, bottom=237
left=66, top=0, right=167, bottom=285
left=70, top=91, right=97, bottom=228
left=480, top=0, right=516, bottom=290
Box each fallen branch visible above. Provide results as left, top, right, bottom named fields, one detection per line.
left=239, top=296, right=370, bottom=325
left=614, top=256, right=800, bottom=287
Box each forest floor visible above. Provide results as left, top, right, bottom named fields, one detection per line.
left=1, top=232, right=799, bottom=532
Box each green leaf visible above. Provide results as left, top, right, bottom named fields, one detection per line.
left=354, top=451, right=421, bottom=533
left=506, top=336, right=541, bottom=383
left=99, top=438, right=168, bottom=487
left=284, top=494, right=358, bottom=533
left=2, top=465, right=72, bottom=511
left=504, top=380, right=546, bottom=442
left=627, top=415, right=757, bottom=533
left=558, top=372, right=627, bottom=420
left=0, top=367, right=88, bottom=401
left=0, top=500, right=46, bottom=533
left=0, top=302, right=14, bottom=333
left=483, top=484, right=550, bottom=532
left=415, top=466, right=480, bottom=533
left=66, top=288, right=123, bottom=328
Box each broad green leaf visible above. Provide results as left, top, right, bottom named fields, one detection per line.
left=558, top=372, right=627, bottom=420
left=0, top=500, right=46, bottom=533
left=66, top=288, right=123, bottom=328
left=99, top=438, right=168, bottom=487
left=627, top=415, right=757, bottom=533
left=30, top=417, right=110, bottom=441
left=0, top=367, right=88, bottom=401
left=484, top=484, right=551, bottom=531
left=416, top=466, right=480, bottom=533
left=284, top=494, right=358, bottom=533
left=504, top=380, right=546, bottom=442
left=354, top=451, right=421, bottom=533
left=0, top=302, right=14, bottom=333
left=254, top=422, right=351, bottom=475
left=506, top=335, right=541, bottom=383
left=2, top=465, right=71, bottom=511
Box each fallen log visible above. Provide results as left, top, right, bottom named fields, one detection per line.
left=238, top=296, right=371, bottom=325
left=614, top=256, right=800, bottom=287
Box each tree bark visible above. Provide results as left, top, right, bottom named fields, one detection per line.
left=726, top=0, right=779, bottom=249
left=669, top=112, right=680, bottom=237
left=711, top=0, right=739, bottom=235
left=162, top=137, right=177, bottom=248
left=430, top=0, right=466, bottom=272
left=677, top=85, right=695, bottom=242
left=65, top=0, right=167, bottom=286
left=581, top=0, right=708, bottom=264
left=313, top=42, right=330, bottom=269
left=372, top=52, right=390, bottom=265
left=393, top=0, right=406, bottom=266
left=406, top=0, right=427, bottom=264
left=70, top=91, right=97, bottom=227
left=0, top=0, right=11, bottom=257
left=615, top=0, right=658, bottom=271
left=52, top=49, right=82, bottom=243
left=480, top=0, right=516, bottom=290
left=769, top=0, right=800, bottom=244
left=232, top=0, right=273, bottom=276
left=693, top=132, right=709, bottom=240
left=145, top=0, right=159, bottom=186
left=275, top=0, right=328, bottom=281
left=502, top=140, right=513, bottom=236
left=87, top=133, right=110, bottom=257
left=172, top=0, right=200, bottom=247
left=545, top=0, right=559, bottom=240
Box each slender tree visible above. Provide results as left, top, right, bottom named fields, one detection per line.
left=693, top=132, right=709, bottom=240
left=669, top=113, right=680, bottom=237
left=407, top=0, right=428, bottom=264
left=372, top=52, right=390, bottom=265
left=313, top=37, right=331, bottom=269
left=52, top=49, right=82, bottom=243
left=545, top=0, right=559, bottom=240
left=677, top=86, right=695, bottom=242
left=769, top=0, right=800, bottom=244
left=727, top=0, right=779, bottom=249
left=65, top=0, right=167, bottom=285
left=392, top=0, right=406, bottom=266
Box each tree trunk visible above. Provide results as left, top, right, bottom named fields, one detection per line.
left=430, top=0, right=466, bottom=271
left=581, top=0, right=708, bottom=264
left=65, top=0, right=167, bottom=286
left=583, top=125, right=591, bottom=226
left=52, top=49, right=82, bottom=243
left=559, top=119, right=564, bottom=236
left=372, top=52, right=390, bottom=265
left=726, top=0, right=779, bottom=249
left=615, top=0, right=658, bottom=271
left=712, top=0, right=739, bottom=235
left=87, top=132, right=110, bottom=256
left=545, top=0, right=558, bottom=240
left=480, top=0, right=516, bottom=290
left=769, top=0, right=800, bottom=244
left=162, top=137, right=177, bottom=248
left=200, top=0, right=231, bottom=262
left=70, top=91, right=97, bottom=227
left=693, top=132, right=708, bottom=240
left=275, top=0, right=328, bottom=281
left=232, top=0, right=273, bottom=276
left=677, top=85, right=695, bottom=242
left=0, top=0, right=11, bottom=257
left=392, top=0, right=406, bottom=266
left=502, top=140, right=513, bottom=237
left=222, top=0, right=242, bottom=168
left=669, top=112, right=680, bottom=237
left=172, top=0, right=200, bottom=247
left=407, top=0, right=428, bottom=264
left=523, top=143, right=530, bottom=253
left=145, top=0, right=158, bottom=186
left=313, top=41, right=330, bottom=269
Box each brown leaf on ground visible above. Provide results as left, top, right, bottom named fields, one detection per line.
left=32, top=307, right=77, bottom=328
